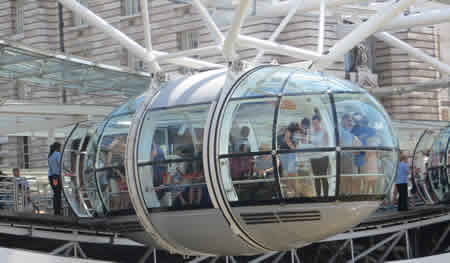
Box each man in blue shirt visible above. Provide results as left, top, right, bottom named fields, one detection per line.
left=339, top=113, right=362, bottom=195
left=396, top=154, right=410, bottom=211
left=351, top=114, right=376, bottom=171
left=48, top=142, right=62, bottom=215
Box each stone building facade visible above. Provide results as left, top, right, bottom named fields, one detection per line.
left=0, top=0, right=447, bottom=168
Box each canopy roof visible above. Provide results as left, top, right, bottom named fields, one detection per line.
left=0, top=40, right=151, bottom=98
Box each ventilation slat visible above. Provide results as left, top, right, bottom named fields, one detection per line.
left=241, top=210, right=321, bottom=225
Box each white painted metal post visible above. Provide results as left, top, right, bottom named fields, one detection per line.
left=318, top=0, right=327, bottom=55
left=253, top=0, right=304, bottom=63
left=57, top=0, right=222, bottom=70
left=139, top=0, right=160, bottom=72
left=192, top=0, right=224, bottom=45
left=238, top=35, right=321, bottom=61
left=155, top=46, right=221, bottom=63
left=375, top=32, right=450, bottom=75
left=372, top=78, right=450, bottom=97
left=383, top=8, right=450, bottom=32
left=311, top=0, right=417, bottom=71
left=223, top=0, right=252, bottom=61
left=48, top=128, right=55, bottom=147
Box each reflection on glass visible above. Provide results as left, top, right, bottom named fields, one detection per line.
left=220, top=155, right=278, bottom=202
left=220, top=99, right=277, bottom=155
left=279, top=152, right=336, bottom=198
left=334, top=93, right=396, bottom=148
left=277, top=95, right=335, bottom=151
left=340, top=150, right=395, bottom=195
left=231, top=67, right=295, bottom=98
left=412, top=130, right=435, bottom=203
left=283, top=73, right=327, bottom=94
left=137, top=104, right=212, bottom=210
left=95, top=114, right=132, bottom=213
left=97, top=114, right=130, bottom=169
left=62, top=125, right=89, bottom=216
left=96, top=167, right=131, bottom=212
left=62, top=122, right=106, bottom=216
left=427, top=127, right=450, bottom=202
left=139, top=160, right=211, bottom=209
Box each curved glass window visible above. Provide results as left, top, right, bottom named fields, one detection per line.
left=428, top=127, right=450, bottom=201
left=137, top=104, right=213, bottom=210
left=217, top=67, right=398, bottom=206
left=282, top=73, right=327, bottom=94
left=232, top=67, right=295, bottom=98
left=276, top=95, right=336, bottom=198
left=220, top=98, right=277, bottom=155
left=96, top=114, right=132, bottom=214
left=334, top=93, right=397, bottom=148
left=62, top=124, right=90, bottom=216
left=412, top=129, right=438, bottom=204
left=62, top=122, right=105, bottom=217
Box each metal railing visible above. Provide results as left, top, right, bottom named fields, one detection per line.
left=0, top=176, right=29, bottom=212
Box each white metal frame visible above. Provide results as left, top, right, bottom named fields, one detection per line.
left=55, top=0, right=450, bottom=95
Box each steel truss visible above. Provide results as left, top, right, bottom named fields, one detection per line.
left=0, top=211, right=448, bottom=262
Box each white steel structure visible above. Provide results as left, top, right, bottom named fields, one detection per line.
left=54, top=0, right=450, bottom=89
left=0, top=0, right=450, bottom=260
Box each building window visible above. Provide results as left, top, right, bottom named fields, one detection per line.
left=73, top=0, right=88, bottom=26
left=22, top=136, right=29, bottom=169
left=122, top=48, right=144, bottom=71
left=177, top=30, right=200, bottom=74
left=441, top=108, right=449, bottom=121
left=15, top=0, right=24, bottom=34
left=122, top=0, right=140, bottom=16
left=177, top=30, right=200, bottom=51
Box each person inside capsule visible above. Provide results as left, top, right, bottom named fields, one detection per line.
left=310, top=109, right=330, bottom=197
left=339, top=113, right=362, bottom=195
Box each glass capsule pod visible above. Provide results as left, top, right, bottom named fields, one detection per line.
left=62, top=66, right=399, bottom=256
left=412, top=126, right=450, bottom=204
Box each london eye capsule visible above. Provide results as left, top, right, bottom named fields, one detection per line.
left=61, top=66, right=399, bottom=256
left=412, top=126, right=450, bottom=204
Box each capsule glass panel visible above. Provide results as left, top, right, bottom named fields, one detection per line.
left=137, top=104, right=213, bottom=210
left=218, top=67, right=398, bottom=206
left=231, top=67, right=295, bottom=98
left=334, top=93, right=397, bottom=148
left=276, top=94, right=335, bottom=151
left=278, top=151, right=336, bottom=198
left=62, top=124, right=90, bottom=216
left=339, top=150, right=396, bottom=196
left=412, top=129, right=436, bottom=204
left=220, top=98, right=277, bottom=155
left=282, top=73, right=327, bottom=94
left=62, top=121, right=106, bottom=217
left=96, top=114, right=132, bottom=213
left=428, top=127, right=450, bottom=201
left=219, top=154, right=279, bottom=203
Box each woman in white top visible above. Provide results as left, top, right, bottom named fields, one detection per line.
left=310, top=109, right=330, bottom=197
